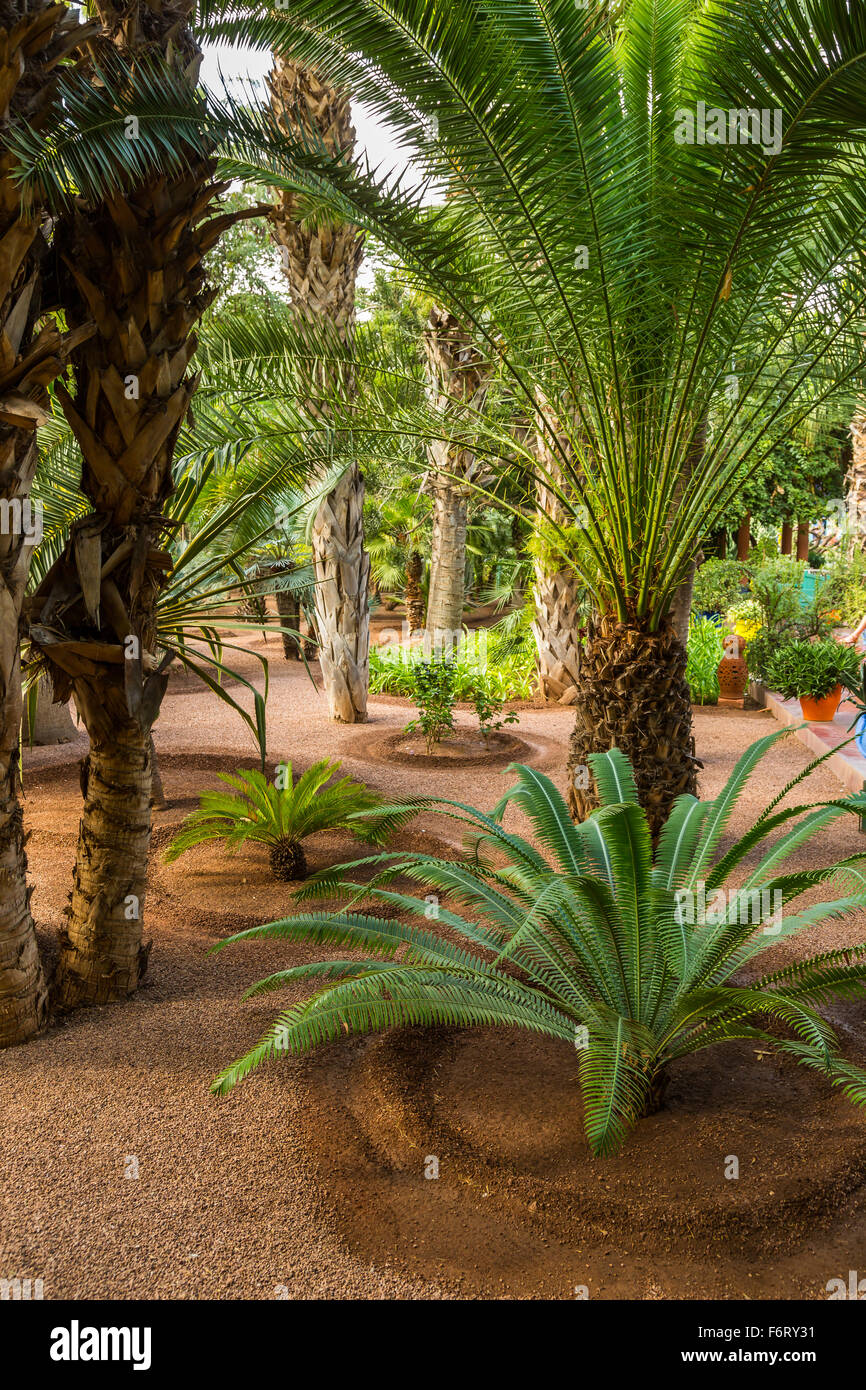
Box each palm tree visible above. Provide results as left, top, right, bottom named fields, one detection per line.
left=0, top=0, right=95, bottom=1044
left=269, top=58, right=370, bottom=723
left=213, top=0, right=866, bottom=834
left=18, top=5, right=286, bottom=1008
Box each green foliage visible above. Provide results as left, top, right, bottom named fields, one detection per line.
left=821, top=550, right=866, bottom=627
left=404, top=656, right=458, bottom=752
left=762, top=640, right=861, bottom=702
left=744, top=631, right=777, bottom=683
left=685, top=617, right=724, bottom=705
left=748, top=558, right=806, bottom=635
left=470, top=681, right=520, bottom=745
left=370, top=616, right=538, bottom=703
left=714, top=431, right=848, bottom=533
left=692, top=559, right=746, bottom=616
left=190, top=0, right=866, bottom=632
left=164, top=762, right=390, bottom=880
left=212, top=732, right=866, bottom=1156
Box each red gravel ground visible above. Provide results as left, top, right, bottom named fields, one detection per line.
left=2, top=630, right=866, bottom=1300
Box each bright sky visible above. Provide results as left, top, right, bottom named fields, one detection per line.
left=201, top=43, right=410, bottom=179
left=201, top=43, right=413, bottom=291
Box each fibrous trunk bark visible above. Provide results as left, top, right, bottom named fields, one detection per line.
left=405, top=550, right=424, bottom=632
left=532, top=569, right=583, bottom=704
left=0, top=0, right=92, bottom=1045
left=270, top=59, right=369, bottom=721
left=566, top=616, right=698, bottom=839
left=0, top=426, right=46, bottom=1046
left=848, top=409, right=866, bottom=553
left=423, top=306, right=490, bottom=645
left=310, top=463, right=370, bottom=720
left=54, top=724, right=153, bottom=1007
left=427, top=484, right=467, bottom=639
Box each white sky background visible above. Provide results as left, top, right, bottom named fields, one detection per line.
left=201, top=43, right=418, bottom=292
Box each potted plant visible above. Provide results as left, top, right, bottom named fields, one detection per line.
left=761, top=639, right=861, bottom=722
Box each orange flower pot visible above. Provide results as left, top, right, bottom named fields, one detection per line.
left=799, top=685, right=843, bottom=722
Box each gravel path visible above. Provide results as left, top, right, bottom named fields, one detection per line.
left=2, top=634, right=863, bottom=1300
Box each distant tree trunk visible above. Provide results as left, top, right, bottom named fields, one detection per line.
left=848, top=408, right=866, bottom=553
left=427, top=485, right=468, bottom=638
left=780, top=521, right=793, bottom=556
left=737, top=516, right=751, bottom=560
left=27, top=674, right=78, bottom=745
left=423, top=306, right=490, bottom=644
left=275, top=583, right=301, bottom=660
left=405, top=551, right=424, bottom=631
left=796, top=522, right=810, bottom=561
left=270, top=60, right=369, bottom=721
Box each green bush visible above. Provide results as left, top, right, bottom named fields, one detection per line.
left=369, top=627, right=537, bottom=702
left=214, top=732, right=866, bottom=1157
left=692, top=558, right=746, bottom=615
left=762, top=639, right=861, bottom=702
left=744, top=630, right=777, bottom=682
left=748, top=557, right=805, bottom=634
left=404, top=655, right=458, bottom=751
left=470, top=679, right=520, bottom=744
left=685, top=616, right=724, bottom=705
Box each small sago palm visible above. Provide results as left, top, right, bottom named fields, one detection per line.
left=213, top=729, right=866, bottom=1156
left=165, top=760, right=387, bottom=882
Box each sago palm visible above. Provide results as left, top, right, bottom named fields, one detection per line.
left=213, top=729, right=866, bottom=1156
left=165, top=760, right=389, bottom=881
left=202, top=0, right=866, bottom=833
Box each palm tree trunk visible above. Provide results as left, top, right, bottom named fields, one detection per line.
left=270, top=59, right=369, bottom=721
left=275, top=582, right=301, bottom=659
left=310, top=462, right=370, bottom=720
left=30, top=3, right=241, bottom=1008
left=405, top=550, right=424, bottom=631
left=532, top=569, right=583, bottom=704
left=27, top=674, right=77, bottom=745
left=0, top=0, right=90, bottom=1044
left=566, top=615, right=698, bottom=839
left=0, top=425, right=47, bottom=1046
left=427, top=481, right=468, bottom=638
left=848, top=408, right=866, bottom=553
left=54, top=721, right=153, bottom=1007
left=423, top=306, right=490, bottom=644
left=529, top=403, right=583, bottom=704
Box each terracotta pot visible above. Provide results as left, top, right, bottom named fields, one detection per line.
left=717, top=653, right=748, bottom=700
left=799, top=685, right=843, bottom=722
